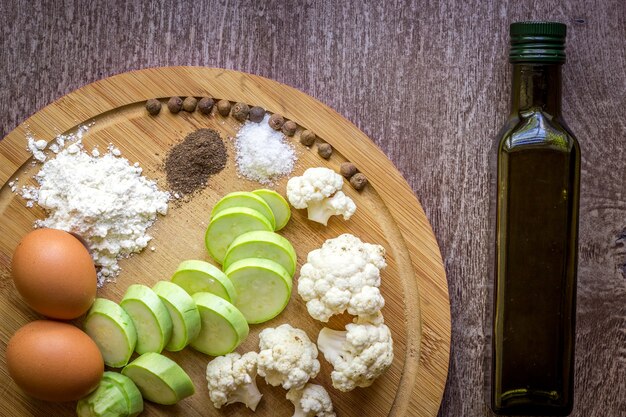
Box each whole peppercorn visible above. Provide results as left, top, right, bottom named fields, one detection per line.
left=249, top=106, right=265, bottom=123
left=197, top=97, right=215, bottom=114
left=317, top=143, right=333, bottom=159
left=282, top=120, right=297, bottom=136
left=350, top=173, right=368, bottom=191
left=182, top=97, right=198, bottom=112
left=340, top=162, right=358, bottom=179
left=299, top=130, right=316, bottom=146
left=268, top=113, right=285, bottom=130
left=231, top=102, right=250, bottom=122
left=145, top=99, right=162, bottom=115
left=217, top=99, right=231, bottom=116
left=167, top=96, right=183, bottom=113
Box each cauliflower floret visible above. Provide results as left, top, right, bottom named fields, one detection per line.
left=306, top=191, right=356, bottom=226
left=286, top=167, right=356, bottom=225
left=205, top=352, right=262, bottom=411
left=298, top=233, right=386, bottom=322
left=354, top=311, right=385, bottom=326
left=287, top=383, right=336, bottom=417
left=317, top=317, right=394, bottom=392
left=257, top=324, right=321, bottom=390
left=286, top=167, right=344, bottom=209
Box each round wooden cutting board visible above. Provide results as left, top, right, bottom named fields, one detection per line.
left=0, top=67, right=450, bottom=417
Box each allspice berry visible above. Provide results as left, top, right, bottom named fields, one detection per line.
left=217, top=99, right=231, bottom=116
left=317, top=143, right=333, bottom=159
left=340, top=162, right=358, bottom=179
left=300, top=130, right=316, bottom=146
left=198, top=97, right=215, bottom=114
left=249, top=106, right=265, bottom=123
left=145, top=99, right=161, bottom=115
left=231, top=102, right=250, bottom=122
left=282, top=120, right=297, bottom=136
left=167, top=96, right=183, bottom=113
left=182, top=97, right=198, bottom=112
left=350, top=173, right=368, bottom=191
left=269, top=114, right=285, bottom=130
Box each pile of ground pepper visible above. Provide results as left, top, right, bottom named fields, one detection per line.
left=164, top=128, right=227, bottom=195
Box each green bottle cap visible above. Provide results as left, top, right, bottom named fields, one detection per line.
left=509, top=21, right=566, bottom=63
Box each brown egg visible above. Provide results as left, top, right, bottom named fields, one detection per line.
left=11, top=228, right=97, bottom=319
left=6, top=320, right=104, bottom=401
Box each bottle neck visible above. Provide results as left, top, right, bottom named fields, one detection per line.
left=511, top=64, right=562, bottom=117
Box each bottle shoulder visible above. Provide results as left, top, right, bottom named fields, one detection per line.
left=497, top=109, right=579, bottom=153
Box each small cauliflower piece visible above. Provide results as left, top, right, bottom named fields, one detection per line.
left=257, top=324, right=321, bottom=390
left=317, top=317, right=394, bottom=392
left=286, top=167, right=356, bottom=225
left=287, top=383, right=336, bottom=417
left=298, top=233, right=386, bottom=322
left=286, top=167, right=344, bottom=209
left=205, top=351, right=263, bottom=411
left=306, top=191, right=356, bottom=226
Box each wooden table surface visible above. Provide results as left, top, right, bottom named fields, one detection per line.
left=1, top=1, right=624, bottom=416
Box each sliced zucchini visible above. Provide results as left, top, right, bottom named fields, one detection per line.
left=121, top=285, right=172, bottom=355
left=122, top=352, right=195, bottom=405
left=223, top=230, right=297, bottom=277
left=211, top=191, right=276, bottom=229
left=84, top=298, right=137, bottom=368
left=224, top=258, right=292, bottom=324
left=253, top=189, right=291, bottom=230
left=190, top=292, right=249, bottom=356
left=76, top=378, right=129, bottom=417
left=102, top=372, right=143, bottom=417
left=152, top=281, right=201, bottom=352
left=205, top=207, right=273, bottom=264
left=171, top=259, right=237, bottom=302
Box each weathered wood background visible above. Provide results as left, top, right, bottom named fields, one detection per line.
left=1, top=1, right=624, bottom=416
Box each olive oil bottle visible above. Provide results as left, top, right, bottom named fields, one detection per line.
left=490, top=22, right=580, bottom=415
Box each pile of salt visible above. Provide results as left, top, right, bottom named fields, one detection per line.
left=234, top=114, right=296, bottom=184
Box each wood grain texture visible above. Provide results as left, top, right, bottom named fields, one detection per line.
left=0, top=1, right=624, bottom=416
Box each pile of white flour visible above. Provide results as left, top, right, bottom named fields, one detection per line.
left=21, top=139, right=169, bottom=286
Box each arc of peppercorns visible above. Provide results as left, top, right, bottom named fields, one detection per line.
left=144, top=97, right=368, bottom=191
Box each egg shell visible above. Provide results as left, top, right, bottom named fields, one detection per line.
left=11, top=228, right=97, bottom=319
left=6, top=320, right=104, bottom=402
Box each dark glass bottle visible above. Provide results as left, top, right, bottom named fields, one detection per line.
left=490, top=22, right=580, bottom=416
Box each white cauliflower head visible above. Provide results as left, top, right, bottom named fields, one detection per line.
left=286, top=167, right=344, bottom=209
left=298, top=233, right=386, bottom=322
left=287, top=383, right=336, bottom=417
left=286, top=167, right=356, bottom=225
left=205, top=351, right=262, bottom=410
left=306, top=191, right=356, bottom=226
left=317, top=318, right=394, bottom=392
left=257, top=324, right=321, bottom=390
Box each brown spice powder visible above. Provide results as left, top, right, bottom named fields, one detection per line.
left=165, top=128, right=227, bottom=195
